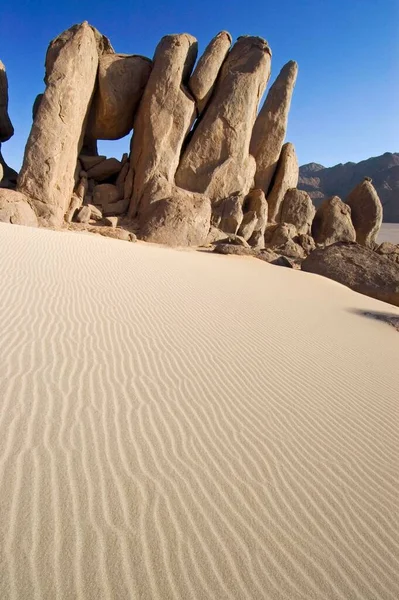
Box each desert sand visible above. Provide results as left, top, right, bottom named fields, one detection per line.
left=0, top=222, right=398, bottom=600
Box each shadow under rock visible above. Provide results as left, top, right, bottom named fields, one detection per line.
left=349, top=309, right=399, bottom=332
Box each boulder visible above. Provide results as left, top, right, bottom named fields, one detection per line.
left=0, top=145, right=18, bottom=189
left=188, top=31, right=232, bottom=114
left=0, top=60, right=14, bottom=142
left=87, top=204, right=102, bottom=220
left=250, top=60, right=298, bottom=195
left=128, top=34, right=198, bottom=218
left=79, top=154, right=106, bottom=171
left=312, top=196, right=356, bottom=246
left=280, top=188, right=315, bottom=234
left=243, top=189, right=268, bottom=246
left=176, top=36, right=272, bottom=202
left=213, top=244, right=254, bottom=256
left=345, top=177, right=383, bottom=247
left=17, top=22, right=99, bottom=226
left=86, top=157, right=121, bottom=181
left=93, top=183, right=120, bottom=207
left=267, top=143, right=299, bottom=222
left=86, top=53, right=152, bottom=140
left=297, top=233, right=316, bottom=255
left=138, top=179, right=211, bottom=247
left=213, top=193, right=244, bottom=234
left=215, top=234, right=250, bottom=247
left=301, top=242, right=399, bottom=307
left=267, top=222, right=297, bottom=247
left=205, top=226, right=228, bottom=245
left=376, top=242, right=399, bottom=264
left=76, top=206, right=91, bottom=223
left=104, top=216, right=118, bottom=228
left=0, top=189, right=38, bottom=227
left=65, top=193, right=82, bottom=223
left=238, top=211, right=257, bottom=241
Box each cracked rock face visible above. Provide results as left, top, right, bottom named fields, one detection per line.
left=17, top=22, right=99, bottom=226
left=175, top=36, right=272, bottom=203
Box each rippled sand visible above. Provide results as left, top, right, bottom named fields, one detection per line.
left=0, top=223, right=398, bottom=600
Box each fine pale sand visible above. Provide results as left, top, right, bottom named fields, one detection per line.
left=0, top=223, right=398, bottom=600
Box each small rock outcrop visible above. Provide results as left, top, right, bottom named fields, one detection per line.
left=280, top=188, right=315, bottom=235
left=267, top=142, right=299, bottom=222
left=17, top=22, right=99, bottom=226
left=302, top=242, right=399, bottom=307
left=345, top=177, right=383, bottom=247
left=0, top=189, right=38, bottom=227
left=312, top=196, right=356, bottom=246
left=176, top=36, right=272, bottom=202
left=250, top=60, right=298, bottom=195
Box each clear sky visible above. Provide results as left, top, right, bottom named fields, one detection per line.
left=1, top=0, right=398, bottom=171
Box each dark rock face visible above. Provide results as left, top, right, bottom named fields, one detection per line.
left=301, top=242, right=399, bottom=307
left=299, top=153, right=399, bottom=223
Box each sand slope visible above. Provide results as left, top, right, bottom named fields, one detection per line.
left=0, top=223, right=398, bottom=600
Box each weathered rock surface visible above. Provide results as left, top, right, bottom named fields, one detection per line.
left=0, top=146, right=18, bottom=189
left=345, top=178, right=383, bottom=247
left=267, top=142, right=299, bottom=222
left=79, top=154, right=106, bottom=171
left=176, top=36, right=272, bottom=202
left=87, top=54, right=152, bottom=140
left=138, top=180, right=211, bottom=247
left=280, top=188, right=315, bottom=234
left=215, top=234, right=250, bottom=247
left=213, top=244, right=253, bottom=256
left=250, top=60, right=298, bottom=195
left=243, top=189, right=268, bottom=247
left=213, top=193, right=244, bottom=234
left=0, top=189, right=38, bottom=227
left=93, top=183, right=129, bottom=215
left=312, top=196, right=356, bottom=246
left=76, top=205, right=91, bottom=223
left=376, top=242, right=399, bottom=264
left=188, top=31, right=232, bottom=115
left=17, top=22, right=99, bottom=226
left=302, top=242, right=399, bottom=307
left=128, top=34, right=198, bottom=218
left=238, top=211, right=257, bottom=241
left=0, top=60, right=14, bottom=142
left=86, top=157, right=121, bottom=181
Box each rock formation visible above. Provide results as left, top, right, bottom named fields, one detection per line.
left=0, top=60, right=14, bottom=142
left=86, top=53, right=152, bottom=140
left=175, top=36, right=272, bottom=202
left=250, top=60, right=298, bottom=195
left=345, top=177, right=383, bottom=247
left=312, top=196, right=356, bottom=246
left=267, top=142, right=299, bottom=222
left=17, top=22, right=99, bottom=226
left=280, top=188, right=315, bottom=235
left=302, top=242, right=399, bottom=307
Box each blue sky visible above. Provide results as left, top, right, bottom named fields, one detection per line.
left=1, top=0, right=398, bottom=171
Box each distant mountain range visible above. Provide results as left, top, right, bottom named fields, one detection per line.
left=298, top=152, right=399, bottom=222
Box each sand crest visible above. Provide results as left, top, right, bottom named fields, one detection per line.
left=0, top=223, right=398, bottom=600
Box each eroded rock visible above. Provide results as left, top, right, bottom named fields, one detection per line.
left=267, top=142, right=299, bottom=222
left=280, top=188, right=315, bottom=234
left=345, top=177, right=383, bottom=247
left=0, top=189, right=38, bottom=227
left=312, top=196, right=356, bottom=246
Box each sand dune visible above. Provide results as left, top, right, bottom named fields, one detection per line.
left=0, top=223, right=398, bottom=600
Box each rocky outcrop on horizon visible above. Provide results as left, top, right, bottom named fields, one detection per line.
left=299, top=153, right=399, bottom=223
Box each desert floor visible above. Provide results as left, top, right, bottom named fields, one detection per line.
left=0, top=222, right=398, bottom=600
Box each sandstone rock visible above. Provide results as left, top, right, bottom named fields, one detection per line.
left=0, top=145, right=18, bottom=189
left=280, top=188, right=315, bottom=234
left=76, top=205, right=91, bottom=223
left=104, top=216, right=118, bottom=228
left=188, top=31, right=232, bottom=114
left=250, top=61, right=298, bottom=195
left=87, top=53, right=152, bottom=140
left=87, top=204, right=102, bottom=220
left=123, top=166, right=134, bottom=201
left=65, top=193, right=82, bottom=223
left=215, top=234, right=250, bottom=247
left=0, top=60, right=14, bottom=142
left=102, top=198, right=129, bottom=217
left=116, top=161, right=129, bottom=197
left=243, top=189, right=268, bottom=246
left=268, top=223, right=297, bottom=247
left=17, top=22, right=99, bottom=225
left=345, top=178, right=383, bottom=247
left=213, top=244, right=254, bottom=256
left=301, top=242, right=399, bottom=307
left=0, top=189, right=38, bottom=227
left=205, top=227, right=229, bottom=245
left=138, top=179, right=211, bottom=247
left=312, top=196, right=356, bottom=246
left=86, top=157, right=121, bottom=181
left=376, top=242, right=399, bottom=256
left=79, top=154, right=106, bottom=171
left=128, top=34, right=198, bottom=218
left=297, top=233, right=316, bottom=255
left=267, top=142, right=299, bottom=222
left=214, top=193, right=244, bottom=234
left=32, top=94, right=43, bottom=121
left=257, top=250, right=294, bottom=267
left=272, top=239, right=305, bottom=259
left=93, top=183, right=120, bottom=207
left=176, top=36, right=272, bottom=202
left=238, top=211, right=257, bottom=241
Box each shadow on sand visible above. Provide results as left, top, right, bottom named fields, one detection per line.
left=349, top=309, right=399, bottom=332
